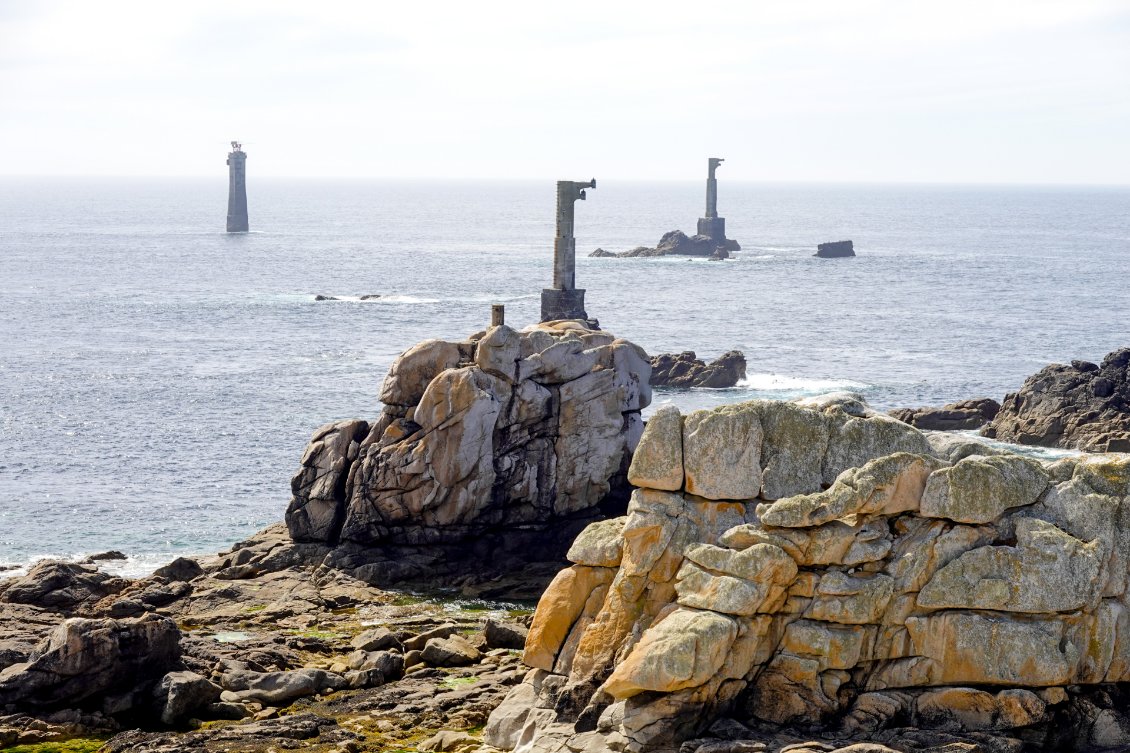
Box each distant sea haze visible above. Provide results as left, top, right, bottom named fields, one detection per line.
left=1, top=178, right=1128, bottom=576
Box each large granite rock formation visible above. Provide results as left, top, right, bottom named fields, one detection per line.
left=0, top=613, right=181, bottom=712
left=984, top=348, right=1130, bottom=451
left=589, top=229, right=740, bottom=260
left=485, top=395, right=1130, bottom=752
left=888, top=397, right=1000, bottom=431
left=286, top=321, right=652, bottom=586
left=650, top=351, right=747, bottom=389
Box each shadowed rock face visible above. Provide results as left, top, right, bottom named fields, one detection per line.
left=485, top=395, right=1130, bottom=752
left=0, top=613, right=180, bottom=711
left=984, top=348, right=1130, bottom=451
left=285, top=321, right=652, bottom=586
left=650, top=351, right=747, bottom=389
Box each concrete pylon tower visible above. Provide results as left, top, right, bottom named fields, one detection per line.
left=226, top=141, right=249, bottom=233
left=696, top=157, right=726, bottom=242
left=541, top=179, right=595, bottom=322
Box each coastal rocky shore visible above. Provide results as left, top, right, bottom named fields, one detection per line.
left=893, top=347, right=1130, bottom=452
left=4, top=327, right=1130, bottom=752
left=984, top=348, right=1130, bottom=452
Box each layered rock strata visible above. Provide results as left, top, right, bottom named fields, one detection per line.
left=888, top=397, right=1000, bottom=431
left=486, top=395, right=1130, bottom=752
left=985, top=347, right=1130, bottom=451
left=650, top=351, right=747, bottom=389
left=286, top=320, right=652, bottom=586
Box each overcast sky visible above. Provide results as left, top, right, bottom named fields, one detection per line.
left=2, top=0, right=1128, bottom=182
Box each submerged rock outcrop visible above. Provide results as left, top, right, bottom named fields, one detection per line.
left=486, top=395, right=1130, bottom=752
left=286, top=320, right=652, bottom=586
left=650, top=351, right=747, bottom=389
left=985, top=347, right=1130, bottom=452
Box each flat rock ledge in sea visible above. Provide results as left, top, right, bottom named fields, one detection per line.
left=814, top=240, right=856, bottom=258
left=484, top=395, right=1130, bottom=753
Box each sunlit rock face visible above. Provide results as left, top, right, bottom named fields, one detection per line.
left=285, top=320, right=651, bottom=587
left=486, top=396, right=1130, bottom=752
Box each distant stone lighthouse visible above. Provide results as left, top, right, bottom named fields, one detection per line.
left=226, top=141, right=249, bottom=233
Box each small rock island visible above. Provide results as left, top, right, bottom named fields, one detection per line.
left=590, top=158, right=741, bottom=259
left=814, top=239, right=855, bottom=258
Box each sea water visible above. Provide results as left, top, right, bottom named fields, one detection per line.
left=1, top=178, right=1128, bottom=575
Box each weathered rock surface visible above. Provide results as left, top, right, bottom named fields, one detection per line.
left=285, top=321, right=651, bottom=586
left=651, top=350, right=748, bottom=389
left=0, top=613, right=180, bottom=711
left=154, top=670, right=221, bottom=725
left=985, top=347, right=1130, bottom=451
left=486, top=395, right=1130, bottom=753
left=815, top=240, right=855, bottom=258
left=588, top=228, right=741, bottom=259
left=889, top=398, right=1001, bottom=431
left=0, top=560, right=128, bottom=615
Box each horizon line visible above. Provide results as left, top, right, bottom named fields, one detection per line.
left=1, top=174, right=1128, bottom=189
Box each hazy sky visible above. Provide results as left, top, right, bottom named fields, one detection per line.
left=2, top=1, right=1128, bottom=182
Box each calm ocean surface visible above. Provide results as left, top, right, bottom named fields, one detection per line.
left=2, top=178, right=1128, bottom=576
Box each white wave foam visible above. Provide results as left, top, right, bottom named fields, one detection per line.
left=739, top=373, right=871, bottom=392
left=0, top=551, right=200, bottom=581
left=315, top=294, right=441, bottom=304
left=312, top=293, right=536, bottom=304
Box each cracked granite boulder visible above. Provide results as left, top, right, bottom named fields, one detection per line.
left=286, top=321, right=651, bottom=586
left=486, top=395, right=1130, bottom=752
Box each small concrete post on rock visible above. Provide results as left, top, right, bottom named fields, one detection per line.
left=696, top=157, right=726, bottom=242
left=226, top=141, right=249, bottom=233
left=541, top=179, right=595, bottom=322
left=491, top=304, right=506, bottom=327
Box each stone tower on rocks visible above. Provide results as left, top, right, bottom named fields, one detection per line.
left=541, top=179, right=595, bottom=322
left=226, top=141, right=249, bottom=233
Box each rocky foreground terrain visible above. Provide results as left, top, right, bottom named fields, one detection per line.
left=484, top=394, right=1130, bottom=752
left=4, top=325, right=1130, bottom=753
left=0, top=527, right=534, bottom=751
